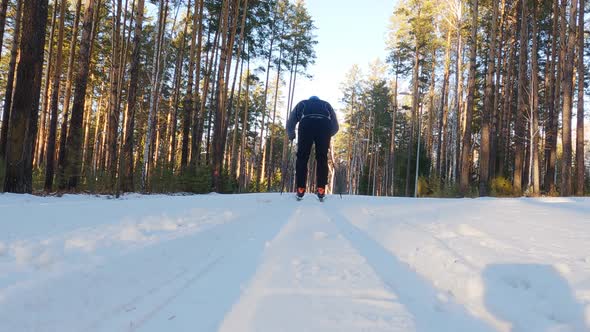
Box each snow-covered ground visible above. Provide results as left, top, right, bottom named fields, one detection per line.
left=1, top=193, right=590, bottom=332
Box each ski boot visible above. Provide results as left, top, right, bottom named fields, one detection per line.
left=296, top=187, right=305, bottom=201
left=317, top=187, right=326, bottom=202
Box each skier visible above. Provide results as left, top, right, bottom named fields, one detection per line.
left=286, top=96, right=339, bottom=200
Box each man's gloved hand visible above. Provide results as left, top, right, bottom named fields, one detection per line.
left=288, top=132, right=295, bottom=142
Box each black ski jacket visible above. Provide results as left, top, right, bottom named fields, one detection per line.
left=286, top=97, right=339, bottom=141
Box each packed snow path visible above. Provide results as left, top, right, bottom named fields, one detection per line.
left=1, top=194, right=590, bottom=332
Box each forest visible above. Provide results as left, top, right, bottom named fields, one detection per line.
left=338, top=0, right=589, bottom=197
left=0, top=0, right=588, bottom=198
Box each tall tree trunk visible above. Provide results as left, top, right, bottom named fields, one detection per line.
left=35, top=1, right=58, bottom=169
left=513, top=0, right=529, bottom=195
left=544, top=1, right=562, bottom=194
left=436, top=29, right=452, bottom=179
left=454, top=22, right=464, bottom=183
left=575, top=0, right=585, bottom=195
left=106, top=0, right=123, bottom=188
left=189, top=0, right=204, bottom=169
left=86, top=0, right=101, bottom=173
left=479, top=0, right=498, bottom=196
left=181, top=0, right=196, bottom=173
left=204, top=29, right=221, bottom=166
left=3, top=0, right=48, bottom=193
left=405, top=42, right=420, bottom=197
left=0, top=0, right=23, bottom=160
left=389, top=61, right=399, bottom=195
left=460, top=0, right=478, bottom=195
left=544, top=0, right=561, bottom=193
left=63, top=0, right=100, bottom=190
left=113, top=0, right=133, bottom=178
left=229, top=2, right=249, bottom=181
left=267, top=22, right=285, bottom=191
left=490, top=0, right=506, bottom=179
left=560, top=0, right=578, bottom=196
left=0, top=0, right=9, bottom=62
left=167, top=2, right=188, bottom=171
left=141, top=0, right=167, bottom=191
left=81, top=85, right=98, bottom=173
left=453, top=17, right=464, bottom=183
left=118, top=0, right=145, bottom=193
left=281, top=50, right=299, bottom=193
left=194, top=16, right=218, bottom=167
left=44, top=0, right=68, bottom=191
left=530, top=0, right=540, bottom=196
left=57, top=0, right=82, bottom=189
left=497, top=22, right=515, bottom=178
left=256, top=3, right=278, bottom=190
left=92, top=97, right=103, bottom=176
left=281, top=53, right=296, bottom=191
left=221, top=0, right=247, bottom=178
left=426, top=55, right=436, bottom=164
left=230, top=55, right=245, bottom=181
left=211, top=0, right=232, bottom=192
left=217, top=0, right=242, bottom=189
left=238, top=52, right=250, bottom=192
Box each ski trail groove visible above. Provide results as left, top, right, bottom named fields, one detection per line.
left=118, top=199, right=296, bottom=332
left=218, top=204, right=415, bottom=332
left=126, top=254, right=226, bottom=331
left=326, top=206, right=497, bottom=332
left=0, top=196, right=295, bottom=332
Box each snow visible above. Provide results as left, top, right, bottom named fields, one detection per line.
left=1, top=193, right=590, bottom=332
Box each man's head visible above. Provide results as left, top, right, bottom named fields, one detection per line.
left=309, top=96, right=320, bottom=101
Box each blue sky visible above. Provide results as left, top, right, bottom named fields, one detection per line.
left=291, top=0, right=398, bottom=110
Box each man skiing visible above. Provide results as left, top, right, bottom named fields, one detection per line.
left=286, top=96, right=339, bottom=200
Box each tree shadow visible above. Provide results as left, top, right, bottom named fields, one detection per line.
left=483, top=263, right=589, bottom=332
left=330, top=208, right=496, bottom=332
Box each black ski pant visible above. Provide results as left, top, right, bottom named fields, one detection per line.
left=296, top=119, right=331, bottom=190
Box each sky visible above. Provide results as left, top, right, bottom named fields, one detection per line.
left=290, top=0, right=398, bottom=111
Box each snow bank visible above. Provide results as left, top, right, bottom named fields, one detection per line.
left=0, top=193, right=589, bottom=332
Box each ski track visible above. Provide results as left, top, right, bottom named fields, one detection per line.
left=0, top=194, right=293, bottom=332
left=1, top=194, right=590, bottom=331
left=330, top=197, right=590, bottom=332
left=219, top=203, right=416, bottom=331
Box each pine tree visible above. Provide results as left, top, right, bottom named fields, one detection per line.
left=3, top=0, right=49, bottom=193
left=0, top=0, right=23, bottom=160
left=459, top=0, right=478, bottom=195
left=63, top=0, right=101, bottom=190
left=119, top=0, right=146, bottom=193
left=44, top=0, right=68, bottom=192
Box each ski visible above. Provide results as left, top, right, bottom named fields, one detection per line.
left=294, top=193, right=325, bottom=202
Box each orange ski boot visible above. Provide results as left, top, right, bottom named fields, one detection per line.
left=317, top=187, right=326, bottom=201
left=296, top=187, right=306, bottom=200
